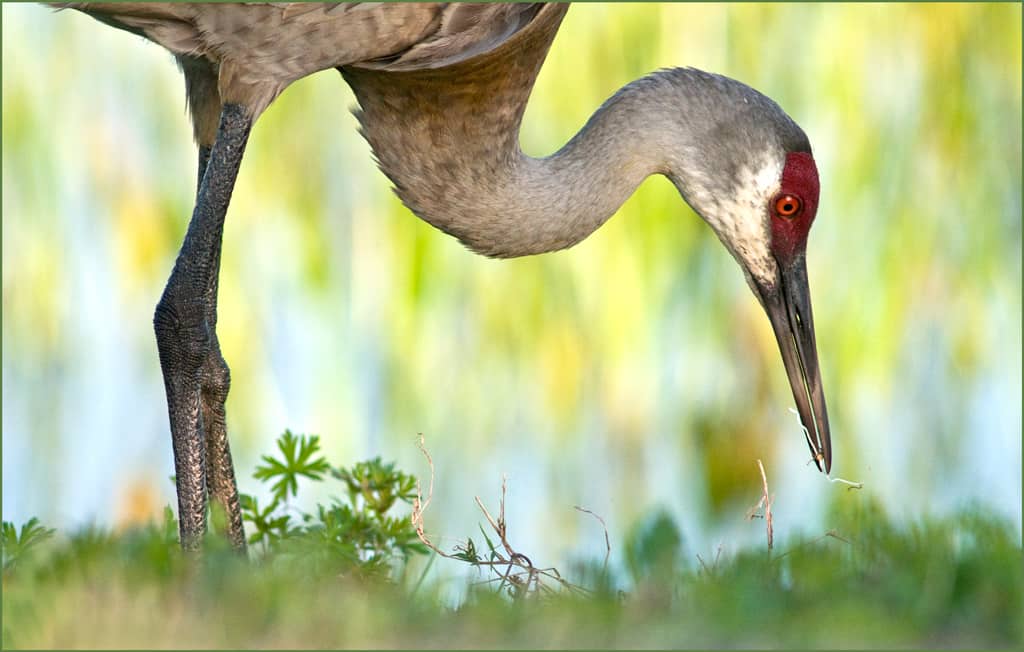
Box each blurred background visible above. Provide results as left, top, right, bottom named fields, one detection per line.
left=3, top=2, right=1021, bottom=584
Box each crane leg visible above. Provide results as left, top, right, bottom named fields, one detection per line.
left=190, top=143, right=247, bottom=551
left=154, top=104, right=252, bottom=550
left=200, top=342, right=246, bottom=550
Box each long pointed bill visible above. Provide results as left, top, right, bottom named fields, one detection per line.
left=759, top=254, right=832, bottom=472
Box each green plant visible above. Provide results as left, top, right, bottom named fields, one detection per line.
left=240, top=430, right=428, bottom=577
left=2, top=492, right=1022, bottom=648
left=1, top=517, right=56, bottom=571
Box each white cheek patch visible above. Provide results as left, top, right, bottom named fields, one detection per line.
left=701, top=155, right=782, bottom=289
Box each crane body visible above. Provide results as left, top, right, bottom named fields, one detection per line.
left=58, top=2, right=833, bottom=550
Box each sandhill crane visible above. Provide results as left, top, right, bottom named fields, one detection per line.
left=60, top=3, right=833, bottom=551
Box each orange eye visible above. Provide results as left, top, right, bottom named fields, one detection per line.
left=774, top=194, right=802, bottom=218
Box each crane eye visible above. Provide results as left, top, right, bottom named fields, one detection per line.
left=773, top=194, right=802, bottom=218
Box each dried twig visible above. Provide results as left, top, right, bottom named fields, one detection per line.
left=756, top=459, right=774, bottom=550
left=746, top=460, right=774, bottom=551
left=739, top=448, right=859, bottom=562
left=574, top=505, right=611, bottom=571
left=411, top=434, right=446, bottom=557
left=411, top=435, right=587, bottom=599
left=773, top=529, right=852, bottom=562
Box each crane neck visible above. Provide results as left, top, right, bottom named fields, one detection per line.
left=341, top=7, right=688, bottom=258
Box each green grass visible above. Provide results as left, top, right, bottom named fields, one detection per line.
left=3, top=432, right=1021, bottom=649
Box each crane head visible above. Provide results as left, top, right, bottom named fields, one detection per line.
left=661, top=69, right=832, bottom=472
left=751, top=149, right=832, bottom=474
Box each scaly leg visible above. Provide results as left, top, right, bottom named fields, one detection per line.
left=155, top=104, right=251, bottom=550
left=193, top=143, right=247, bottom=551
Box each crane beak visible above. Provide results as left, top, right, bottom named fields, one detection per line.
left=757, top=254, right=832, bottom=472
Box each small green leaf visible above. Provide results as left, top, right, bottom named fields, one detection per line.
left=253, top=430, right=330, bottom=503
left=2, top=517, right=56, bottom=570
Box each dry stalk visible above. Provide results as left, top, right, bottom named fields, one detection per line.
left=773, top=529, right=852, bottom=562
left=411, top=435, right=587, bottom=599
left=411, top=434, right=446, bottom=557
left=574, top=505, right=611, bottom=571
left=744, top=459, right=775, bottom=550
left=740, top=455, right=857, bottom=562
